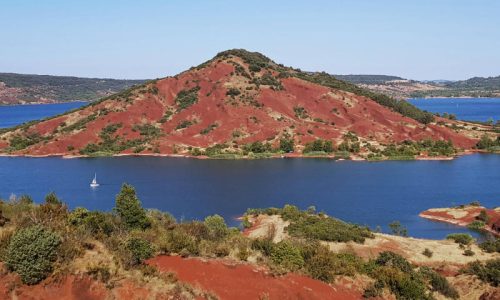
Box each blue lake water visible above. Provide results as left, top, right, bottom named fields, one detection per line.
left=0, top=154, right=498, bottom=239
left=0, top=101, right=87, bottom=128
left=0, top=100, right=499, bottom=240
left=409, top=98, right=500, bottom=122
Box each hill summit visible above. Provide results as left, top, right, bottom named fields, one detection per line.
left=0, top=49, right=482, bottom=158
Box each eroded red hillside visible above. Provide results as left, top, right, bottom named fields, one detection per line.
left=0, top=50, right=482, bottom=157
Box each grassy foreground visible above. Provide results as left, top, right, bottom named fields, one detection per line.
left=0, top=184, right=498, bottom=299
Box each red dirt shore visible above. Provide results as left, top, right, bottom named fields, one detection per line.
left=147, top=255, right=362, bottom=300
left=420, top=206, right=500, bottom=236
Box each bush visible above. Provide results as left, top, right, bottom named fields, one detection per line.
left=127, top=237, right=154, bottom=265
left=5, top=225, right=61, bottom=284
left=375, top=251, right=413, bottom=273
left=82, top=211, right=116, bottom=236
left=279, top=138, right=294, bottom=153
left=204, top=214, right=229, bottom=241
left=44, top=192, right=62, bottom=205
left=467, top=220, right=486, bottom=231
left=162, top=228, right=199, bottom=255
left=175, top=86, right=200, bottom=110
left=114, top=183, right=150, bottom=230
left=270, top=240, right=304, bottom=271
left=463, top=259, right=500, bottom=286
left=286, top=213, right=373, bottom=243
left=446, top=233, right=473, bottom=245
left=476, top=210, right=490, bottom=223
left=303, top=139, right=334, bottom=153
left=479, top=238, right=500, bottom=253
left=422, top=248, right=433, bottom=258
left=463, top=249, right=475, bottom=256
left=419, top=266, right=459, bottom=299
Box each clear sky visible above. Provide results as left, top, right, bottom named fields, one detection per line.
left=1, top=0, right=499, bottom=80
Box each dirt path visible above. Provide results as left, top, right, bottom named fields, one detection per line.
left=148, top=256, right=362, bottom=300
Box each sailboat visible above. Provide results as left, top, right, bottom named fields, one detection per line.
left=90, top=173, right=99, bottom=188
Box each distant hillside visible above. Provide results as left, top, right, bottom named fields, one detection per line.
left=0, top=49, right=484, bottom=159
left=338, top=75, right=500, bottom=99
left=0, top=73, right=146, bottom=105
left=333, top=75, right=404, bottom=85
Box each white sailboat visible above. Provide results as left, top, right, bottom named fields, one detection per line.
left=90, top=173, right=99, bottom=188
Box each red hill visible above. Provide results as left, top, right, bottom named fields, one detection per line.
left=0, top=49, right=486, bottom=158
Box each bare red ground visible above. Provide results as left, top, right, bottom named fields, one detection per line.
left=0, top=270, right=179, bottom=300
left=0, top=272, right=108, bottom=300
left=420, top=206, right=500, bottom=236
left=147, top=255, right=362, bottom=300
left=0, top=53, right=481, bottom=156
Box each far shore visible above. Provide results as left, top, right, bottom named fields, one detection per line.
left=0, top=149, right=486, bottom=161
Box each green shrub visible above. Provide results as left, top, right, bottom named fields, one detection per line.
left=226, top=87, right=241, bottom=96
left=204, top=214, right=229, bottom=241
left=422, top=248, right=433, bottom=258
left=279, top=138, right=294, bottom=153
left=270, top=240, right=304, bottom=271
left=251, top=238, right=274, bottom=256
left=114, top=183, right=150, bottom=230
left=5, top=225, right=61, bottom=284
left=162, top=228, right=199, bottom=255
left=68, top=207, right=90, bottom=226
left=293, top=106, right=309, bottom=119
left=303, top=139, right=334, bottom=153
left=175, top=86, right=200, bottom=110
left=375, top=251, right=413, bottom=273
left=175, top=120, right=194, bottom=130
left=463, top=249, right=475, bottom=256
left=463, top=259, right=500, bottom=286
left=127, top=237, right=154, bottom=265
left=467, top=220, right=486, bottom=231
left=44, top=192, right=62, bottom=205
left=476, top=210, right=490, bottom=223
left=419, top=266, right=459, bottom=299
left=286, top=213, right=373, bottom=243
left=479, top=238, right=500, bottom=253
left=446, top=233, right=473, bottom=245
left=82, top=211, right=115, bottom=236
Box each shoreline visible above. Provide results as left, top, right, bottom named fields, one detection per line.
left=420, top=206, right=500, bottom=237
left=0, top=150, right=483, bottom=161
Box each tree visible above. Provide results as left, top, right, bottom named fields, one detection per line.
left=5, top=225, right=61, bottom=284
left=279, top=138, right=294, bottom=153
left=114, top=183, right=150, bottom=229
left=389, top=221, right=408, bottom=237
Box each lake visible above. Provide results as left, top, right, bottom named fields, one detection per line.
left=0, top=154, right=498, bottom=239
left=0, top=101, right=87, bottom=128
left=409, top=98, right=500, bottom=122
left=0, top=100, right=499, bottom=240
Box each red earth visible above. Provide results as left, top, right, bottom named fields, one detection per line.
left=420, top=206, right=500, bottom=236
left=0, top=50, right=480, bottom=157
left=147, top=255, right=362, bottom=300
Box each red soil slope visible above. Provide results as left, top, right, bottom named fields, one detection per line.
left=148, top=255, right=362, bottom=300
left=0, top=50, right=479, bottom=157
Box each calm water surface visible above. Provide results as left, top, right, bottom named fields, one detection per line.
left=0, top=154, right=498, bottom=239
left=0, top=101, right=87, bottom=128
left=409, top=98, right=500, bottom=122
left=0, top=100, right=499, bottom=239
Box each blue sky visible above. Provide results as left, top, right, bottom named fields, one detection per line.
left=1, top=0, right=499, bottom=80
